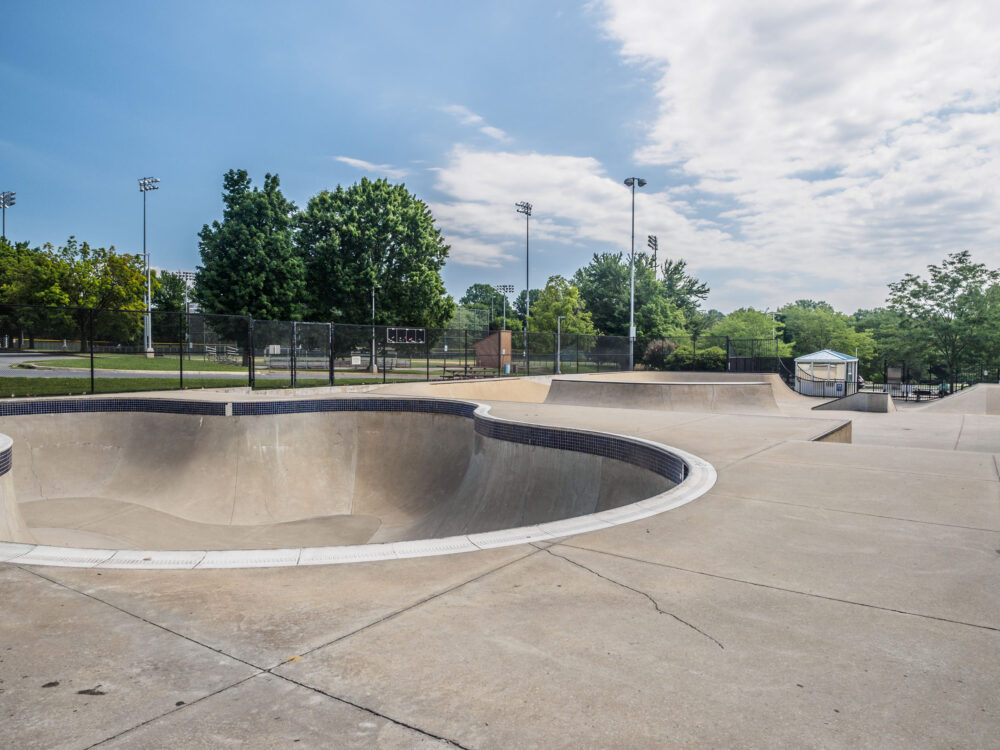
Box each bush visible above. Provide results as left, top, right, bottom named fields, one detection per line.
left=694, top=345, right=727, bottom=371
left=643, top=339, right=677, bottom=370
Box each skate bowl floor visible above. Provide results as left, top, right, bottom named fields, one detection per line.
left=0, top=396, right=715, bottom=568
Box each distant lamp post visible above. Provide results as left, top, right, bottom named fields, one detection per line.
left=515, top=201, right=532, bottom=369
left=370, top=283, right=381, bottom=373
left=514, top=202, right=532, bottom=323
left=138, top=177, right=160, bottom=357
left=556, top=315, right=566, bottom=374
left=493, top=284, right=515, bottom=331
left=647, top=234, right=658, bottom=279
left=0, top=191, right=15, bottom=241
left=624, top=177, right=647, bottom=370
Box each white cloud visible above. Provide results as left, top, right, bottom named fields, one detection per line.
left=442, top=104, right=511, bottom=142
left=432, top=3, right=1000, bottom=312
left=590, top=0, right=1000, bottom=309
left=430, top=146, right=740, bottom=275
left=333, top=156, right=408, bottom=180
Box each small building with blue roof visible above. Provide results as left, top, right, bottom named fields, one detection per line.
left=794, top=349, right=859, bottom=397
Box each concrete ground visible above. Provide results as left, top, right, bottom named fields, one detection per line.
left=1, top=376, right=998, bottom=749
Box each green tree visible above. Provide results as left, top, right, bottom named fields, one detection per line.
left=711, top=308, right=794, bottom=356
left=572, top=252, right=632, bottom=335
left=853, top=307, right=923, bottom=380
left=54, top=237, right=149, bottom=348
left=887, top=251, right=1000, bottom=386
left=573, top=251, right=698, bottom=347
left=527, top=276, right=596, bottom=334
left=0, top=238, right=67, bottom=308
left=460, top=283, right=515, bottom=329
left=152, top=270, right=187, bottom=312
left=195, top=170, right=304, bottom=320
left=778, top=299, right=876, bottom=366
left=513, top=288, right=541, bottom=325
left=659, top=258, right=710, bottom=322
left=297, top=177, right=454, bottom=327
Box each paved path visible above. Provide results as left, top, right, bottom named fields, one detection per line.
left=1, top=378, right=997, bottom=748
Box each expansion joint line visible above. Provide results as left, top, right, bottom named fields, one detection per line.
left=275, top=673, right=474, bottom=749
left=26, top=565, right=483, bottom=750
left=537, top=544, right=724, bottom=650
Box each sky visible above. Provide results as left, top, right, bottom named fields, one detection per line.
left=2, top=0, right=999, bottom=316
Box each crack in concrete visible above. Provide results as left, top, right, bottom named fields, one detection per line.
left=561, top=543, right=1000, bottom=634
left=538, top=545, right=725, bottom=650
left=953, top=414, right=967, bottom=451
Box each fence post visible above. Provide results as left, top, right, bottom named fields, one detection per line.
left=328, top=323, right=335, bottom=387
left=726, top=337, right=731, bottom=371
left=426, top=334, right=430, bottom=381
left=178, top=312, right=184, bottom=390
left=526, top=331, right=530, bottom=376
left=89, top=307, right=95, bottom=394
left=247, top=318, right=255, bottom=389
left=497, top=328, right=502, bottom=377
left=382, top=334, right=386, bottom=384
left=290, top=321, right=297, bottom=389
left=576, top=334, right=580, bottom=374
left=464, top=329, right=468, bottom=376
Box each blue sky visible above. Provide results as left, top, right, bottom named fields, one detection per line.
left=3, top=1, right=1000, bottom=316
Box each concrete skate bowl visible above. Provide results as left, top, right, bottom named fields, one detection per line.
left=0, top=397, right=715, bottom=569
left=544, top=376, right=784, bottom=413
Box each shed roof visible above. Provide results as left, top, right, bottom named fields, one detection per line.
left=793, top=349, right=858, bottom=363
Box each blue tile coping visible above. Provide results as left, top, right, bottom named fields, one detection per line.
left=0, top=396, right=717, bottom=567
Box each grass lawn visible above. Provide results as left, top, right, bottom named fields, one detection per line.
left=0, top=376, right=249, bottom=398
left=20, top=354, right=248, bottom=373
left=0, top=375, right=408, bottom=398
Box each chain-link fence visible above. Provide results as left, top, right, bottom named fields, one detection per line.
left=0, top=304, right=636, bottom=397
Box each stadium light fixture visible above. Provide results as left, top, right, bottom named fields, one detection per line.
left=0, top=191, right=15, bottom=241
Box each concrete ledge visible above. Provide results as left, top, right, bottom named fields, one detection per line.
left=813, top=391, right=896, bottom=413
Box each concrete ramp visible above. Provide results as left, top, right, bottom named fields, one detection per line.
left=916, top=383, right=1000, bottom=415
left=813, top=391, right=897, bottom=413
left=544, top=378, right=781, bottom=414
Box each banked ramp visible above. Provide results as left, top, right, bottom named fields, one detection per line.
left=544, top=377, right=781, bottom=413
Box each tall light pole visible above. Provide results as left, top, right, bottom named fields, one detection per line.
left=514, top=202, right=532, bottom=368
left=514, top=202, right=532, bottom=322
left=138, top=177, right=159, bottom=356
left=0, top=191, right=15, bottom=241
left=556, top=315, right=565, bottom=374
left=494, top=284, right=514, bottom=331
left=624, top=177, right=646, bottom=370
left=370, top=283, right=380, bottom=373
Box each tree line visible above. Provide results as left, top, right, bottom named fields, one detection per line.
left=460, top=250, right=1000, bottom=384
left=3, top=167, right=998, bottom=384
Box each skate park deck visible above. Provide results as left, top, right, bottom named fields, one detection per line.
left=2, top=373, right=998, bottom=748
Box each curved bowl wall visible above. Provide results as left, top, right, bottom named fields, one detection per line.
left=0, top=396, right=715, bottom=569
